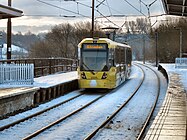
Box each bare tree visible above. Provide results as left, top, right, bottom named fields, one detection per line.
left=29, top=40, right=52, bottom=58
left=29, top=22, right=105, bottom=58
left=152, top=17, right=187, bottom=62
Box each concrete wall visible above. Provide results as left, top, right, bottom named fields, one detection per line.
left=0, top=88, right=38, bottom=117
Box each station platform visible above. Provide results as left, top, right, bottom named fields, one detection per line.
left=145, top=64, right=187, bottom=140
left=0, top=71, right=78, bottom=117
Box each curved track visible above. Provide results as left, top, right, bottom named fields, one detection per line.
left=84, top=64, right=145, bottom=140
left=22, top=64, right=145, bottom=140
left=136, top=63, right=160, bottom=140
left=0, top=64, right=162, bottom=140
left=85, top=63, right=161, bottom=140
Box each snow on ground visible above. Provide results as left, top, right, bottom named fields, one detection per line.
left=0, top=90, right=82, bottom=128
left=1, top=44, right=28, bottom=54
left=0, top=44, right=28, bottom=59
left=0, top=71, right=78, bottom=89
left=161, top=64, right=187, bottom=91
left=0, top=63, right=184, bottom=140
left=34, top=71, right=78, bottom=88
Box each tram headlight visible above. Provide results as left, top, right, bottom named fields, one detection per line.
left=101, top=72, right=107, bottom=79
left=81, top=72, right=87, bottom=79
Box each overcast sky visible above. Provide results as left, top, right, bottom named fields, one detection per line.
left=0, top=0, right=165, bottom=33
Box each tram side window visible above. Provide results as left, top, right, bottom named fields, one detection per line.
left=109, top=48, right=115, bottom=67
left=115, top=48, right=120, bottom=65
left=126, top=49, right=132, bottom=65
left=121, top=48, right=125, bottom=64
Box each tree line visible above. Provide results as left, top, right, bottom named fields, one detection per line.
left=29, top=22, right=105, bottom=59
left=151, top=17, right=187, bottom=62
left=1, top=17, right=186, bottom=63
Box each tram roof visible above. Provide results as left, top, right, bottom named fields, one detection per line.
left=0, top=4, right=23, bottom=19
left=162, top=0, right=187, bottom=16
left=79, top=38, right=131, bottom=49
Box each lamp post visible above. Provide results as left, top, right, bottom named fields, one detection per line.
left=0, top=32, right=3, bottom=60
left=7, top=0, right=12, bottom=60
left=174, top=27, right=183, bottom=58
left=91, top=0, right=95, bottom=38
left=179, top=28, right=182, bottom=58
left=155, top=31, right=158, bottom=67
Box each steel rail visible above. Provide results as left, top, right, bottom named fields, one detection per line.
left=135, top=63, right=160, bottom=140
left=84, top=64, right=145, bottom=140
left=0, top=93, right=83, bottom=131
left=22, top=93, right=108, bottom=140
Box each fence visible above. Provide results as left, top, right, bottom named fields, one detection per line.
left=0, top=58, right=78, bottom=77
left=0, top=64, right=34, bottom=85
left=175, top=58, right=187, bottom=69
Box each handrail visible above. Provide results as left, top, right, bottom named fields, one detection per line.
left=0, top=58, right=78, bottom=77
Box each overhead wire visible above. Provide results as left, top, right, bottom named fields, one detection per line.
left=96, top=0, right=106, bottom=8
left=158, top=0, right=165, bottom=14
left=139, top=0, right=142, bottom=12
left=35, top=0, right=157, bottom=33
left=24, top=14, right=76, bottom=17
left=76, top=2, right=79, bottom=14
left=36, top=0, right=90, bottom=18
left=96, top=10, right=121, bottom=28
left=122, top=0, right=147, bottom=17
left=106, top=0, right=112, bottom=16
left=96, top=0, right=124, bottom=15
left=35, top=0, right=108, bottom=27
left=71, top=0, right=122, bottom=28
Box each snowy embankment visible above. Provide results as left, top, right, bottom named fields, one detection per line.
left=0, top=44, right=28, bottom=59
left=161, top=64, right=187, bottom=91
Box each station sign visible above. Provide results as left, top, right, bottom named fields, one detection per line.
left=83, top=43, right=107, bottom=50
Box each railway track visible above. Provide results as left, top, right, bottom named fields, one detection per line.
left=0, top=93, right=83, bottom=131
left=0, top=64, right=161, bottom=140
left=84, top=63, right=161, bottom=140
left=136, top=63, right=160, bottom=140
left=23, top=93, right=108, bottom=140
left=22, top=64, right=145, bottom=140
left=84, top=64, right=146, bottom=140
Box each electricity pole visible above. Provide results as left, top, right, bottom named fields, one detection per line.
left=179, top=28, right=182, bottom=58
left=7, top=0, right=12, bottom=60
left=143, top=36, right=145, bottom=64
left=155, top=31, right=158, bottom=67
left=91, top=0, right=95, bottom=38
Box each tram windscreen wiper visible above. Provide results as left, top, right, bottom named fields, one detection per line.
left=82, top=62, right=95, bottom=75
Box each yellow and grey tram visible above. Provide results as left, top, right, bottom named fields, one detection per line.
left=77, top=38, right=132, bottom=89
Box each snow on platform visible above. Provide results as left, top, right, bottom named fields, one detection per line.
left=0, top=87, right=39, bottom=99
left=0, top=71, right=78, bottom=98
left=145, top=64, right=187, bottom=140
left=33, top=71, right=78, bottom=88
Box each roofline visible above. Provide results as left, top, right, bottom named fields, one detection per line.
left=79, top=38, right=131, bottom=49
left=161, top=0, right=168, bottom=14
left=0, top=4, right=23, bottom=19
left=161, top=0, right=187, bottom=17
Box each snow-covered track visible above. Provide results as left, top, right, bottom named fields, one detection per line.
left=0, top=93, right=82, bottom=131
left=0, top=64, right=162, bottom=140
left=84, top=64, right=145, bottom=140
left=22, top=93, right=108, bottom=140
left=135, top=63, right=160, bottom=140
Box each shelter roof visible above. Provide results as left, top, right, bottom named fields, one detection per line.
left=162, top=0, right=187, bottom=16
left=0, top=4, right=23, bottom=19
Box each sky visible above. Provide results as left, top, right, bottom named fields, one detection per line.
left=0, top=0, right=165, bottom=34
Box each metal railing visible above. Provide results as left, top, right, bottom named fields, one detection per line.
left=175, top=58, right=187, bottom=69
left=0, top=58, right=78, bottom=77
left=0, top=64, right=34, bottom=85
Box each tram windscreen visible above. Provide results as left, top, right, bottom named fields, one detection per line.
left=81, top=43, right=108, bottom=71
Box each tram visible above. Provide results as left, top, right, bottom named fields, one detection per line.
left=77, top=38, right=132, bottom=89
